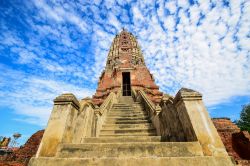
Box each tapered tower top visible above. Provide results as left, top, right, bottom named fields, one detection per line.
left=106, top=29, right=145, bottom=70
left=93, top=30, right=162, bottom=105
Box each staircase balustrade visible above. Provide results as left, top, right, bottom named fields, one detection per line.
left=135, top=89, right=188, bottom=141
left=92, top=92, right=118, bottom=137
left=72, top=101, right=96, bottom=143
left=135, top=90, right=162, bottom=136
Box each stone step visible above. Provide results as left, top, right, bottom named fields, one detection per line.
left=118, top=96, right=134, bottom=104
left=56, top=142, right=203, bottom=158
left=109, top=110, right=135, bottom=112
left=81, top=136, right=162, bottom=143
left=111, top=107, right=133, bottom=110
left=114, top=103, right=140, bottom=106
left=99, top=133, right=157, bottom=137
left=108, top=111, right=147, bottom=114
left=110, top=108, right=144, bottom=111
left=100, top=128, right=156, bottom=135
left=131, top=107, right=144, bottom=110
left=105, top=119, right=150, bottom=124
left=29, top=156, right=235, bottom=166
left=107, top=112, right=148, bottom=117
left=110, top=109, right=144, bottom=112
left=108, top=113, right=146, bottom=116
left=112, top=107, right=132, bottom=108
left=106, top=116, right=149, bottom=121
left=102, top=123, right=153, bottom=130
left=114, top=103, right=131, bottom=105
left=112, top=107, right=143, bottom=110
left=112, top=104, right=132, bottom=106
left=112, top=107, right=132, bottom=109
left=109, top=110, right=146, bottom=113
left=112, top=104, right=131, bottom=107
left=132, top=105, right=143, bottom=108
left=111, top=107, right=134, bottom=110
left=107, top=114, right=148, bottom=118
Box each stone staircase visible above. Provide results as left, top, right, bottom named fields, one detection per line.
left=55, top=98, right=204, bottom=158
left=99, top=102, right=157, bottom=137
left=30, top=97, right=235, bottom=166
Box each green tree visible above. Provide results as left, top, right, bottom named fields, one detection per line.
left=237, top=104, right=250, bottom=132
left=0, top=136, right=2, bottom=147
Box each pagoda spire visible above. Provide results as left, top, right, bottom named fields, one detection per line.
left=106, top=30, right=145, bottom=70
left=93, top=30, right=162, bottom=105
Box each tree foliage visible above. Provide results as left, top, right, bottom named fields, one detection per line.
left=237, top=104, right=250, bottom=132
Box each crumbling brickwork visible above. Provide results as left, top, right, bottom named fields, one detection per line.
left=0, top=130, right=44, bottom=166
left=232, top=131, right=250, bottom=160
left=212, top=118, right=241, bottom=159
left=212, top=118, right=250, bottom=165
left=92, top=29, right=162, bottom=105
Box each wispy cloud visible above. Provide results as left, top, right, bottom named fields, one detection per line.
left=0, top=0, right=249, bottom=127
left=33, top=0, right=89, bottom=33
left=0, top=64, right=94, bottom=125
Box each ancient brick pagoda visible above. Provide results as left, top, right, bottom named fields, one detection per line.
left=29, top=30, right=235, bottom=166
left=93, top=29, right=162, bottom=105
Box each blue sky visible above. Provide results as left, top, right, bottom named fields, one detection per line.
left=0, top=0, right=249, bottom=145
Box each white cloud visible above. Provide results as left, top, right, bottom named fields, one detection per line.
left=33, top=0, right=64, bottom=22
left=165, top=1, right=176, bottom=14
left=33, top=0, right=88, bottom=33
left=132, top=6, right=144, bottom=21
left=163, top=16, right=175, bottom=31
left=1, top=0, right=250, bottom=127
left=108, top=13, right=122, bottom=31
left=129, top=1, right=250, bottom=106
left=0, top=65, right=94, bottom=126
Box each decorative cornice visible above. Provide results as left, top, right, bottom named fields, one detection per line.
left=54, top=93, right=80, bottom=109
left=174, top=88, right=202, bottom=105
left=119, top=67, right=135, bottom=70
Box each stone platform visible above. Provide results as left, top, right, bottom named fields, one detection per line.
left=29, top=156, right=234, bottom=166
left=29, top=101, right=235, bottom=166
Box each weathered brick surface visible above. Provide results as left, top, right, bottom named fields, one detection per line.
left=212, top=118, right=250, bottom=165
left=212, top=118, right=241, bottom=159
left=0, top=130, right=44, bottom=166
left=92, top=30, right=162, bottom=105
left=213, top=118, right=240, bottom=132
left=232, top=131, right=250, bottom=160
left=236, top=160, right=250, bottom=166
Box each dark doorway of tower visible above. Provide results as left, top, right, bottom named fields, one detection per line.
left=122, top=72, right=131, bottom=96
